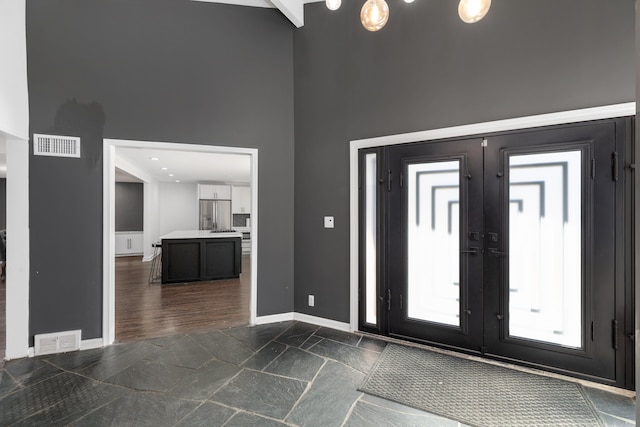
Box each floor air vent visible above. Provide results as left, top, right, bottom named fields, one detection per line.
left=34, top=330, right=81, bottom=355
left=33, top=134, right=81, bottom=158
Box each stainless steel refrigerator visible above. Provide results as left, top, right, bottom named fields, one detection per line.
left=199, top=200, right=232, bottom=231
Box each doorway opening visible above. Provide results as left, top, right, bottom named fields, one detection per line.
left=350, top=104, right=636, bottom=390
left=103, top=139, right=258, bottom=346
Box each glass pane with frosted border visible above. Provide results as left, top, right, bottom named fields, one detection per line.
left=364, top=153, right=377, bottom=325
left=407, top=160, right=460, bottom=327
left=508, top=150, right=582, bottom=348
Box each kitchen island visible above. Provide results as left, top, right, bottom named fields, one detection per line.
left=160, top=230, right=242, bottom=284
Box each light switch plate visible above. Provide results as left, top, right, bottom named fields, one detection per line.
left=324, top=216, right=334, bottom=228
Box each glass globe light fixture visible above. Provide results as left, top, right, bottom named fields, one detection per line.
left=458, top=0, right=491, bottom=23
left=326, top=0, right=341, bottom=11
left=360, top=0, right=389, bottom=32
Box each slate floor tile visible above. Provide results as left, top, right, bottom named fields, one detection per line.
left=264, top=347, right=325, bottom=381
left=168, top=360, right=241, bottom=400
left=146, top=335, right=213, bottom=369
left=45, top=348, right=106, bottom=372
left=583, top=386, right=636, bottom=423
left=189, top=330, right=254, bottom=365
left=175, top=401, right=235, bottom=426
left=13, top=381, right=123, bottom=426
left=105, top=360, right=194, bottom=392
left=307, top=338, right=380, bottom=373
left=0, top=370, right=20, bottom=398
left=225, top=411, right=291, bottom=426
left=78, top=341, right=160, bottom=381
left=356, top=336, right=387, bottom=353
left=286, top=360, right=364, bottom=427
left=5, top=357, right=62, bottom=387
left=0, top=372, right=92, bottom=425
left=276, top=322, right=320, bottom=347
left=300, top=335, right=323, bottom=350
left=211, top=369, right=306, bottom=419
left=242, top=341, right=287, bottom=370
left=71, top=391, right=200, bottom=427
left=223, top=322, right=292, bottom=351
left=344, top=399, right=461, bottom=427
left=314, top=327, right=361, bottom=346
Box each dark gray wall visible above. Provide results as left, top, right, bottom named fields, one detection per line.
left=27, top=0, right=295, bottom=342
left=115, top=183, right=143, bottom=232
left=293, top=0, right=636, bottom=322
left=0, top=178, right=6, bottom=230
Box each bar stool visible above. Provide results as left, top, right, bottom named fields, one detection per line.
left=148, top=242, right=162, bottom=285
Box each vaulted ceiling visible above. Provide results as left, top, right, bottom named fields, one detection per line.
left=192, top=0, right=322, bottom=27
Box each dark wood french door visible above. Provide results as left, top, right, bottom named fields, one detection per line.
left=364, top=119, right=631, bottom=387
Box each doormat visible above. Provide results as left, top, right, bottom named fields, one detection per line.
left=359, top=344, right=604, bottom=427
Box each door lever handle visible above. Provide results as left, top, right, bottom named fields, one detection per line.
left=488, top=248, right=506, bottom=257
left=460, top=247, right=479, bottom=255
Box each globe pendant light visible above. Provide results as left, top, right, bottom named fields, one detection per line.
left=361, top=0, right=389, bottom=32
left=458, top=0, right=491, bottom=23
left=326, top=0, right=341, bottom=11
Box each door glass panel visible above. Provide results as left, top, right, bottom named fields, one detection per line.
left=508, top=150, right=582, bottom=348
left=407, top=160, right=460, bottom=326
left=364, top=153, right=377, bottom=325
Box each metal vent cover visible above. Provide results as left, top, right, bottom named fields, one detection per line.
left=34, top=330, right=81, bottom=355
left=33, top=134, right=81, bottom=158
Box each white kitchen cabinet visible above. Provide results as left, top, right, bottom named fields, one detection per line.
left=199, top=184, right=231, bottom=200
left=115, top=232, right=144, bottom=256
left=232, top=185, right=251, bottom=214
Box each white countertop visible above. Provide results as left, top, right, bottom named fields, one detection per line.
left=160, top=230, right=243, bottom=240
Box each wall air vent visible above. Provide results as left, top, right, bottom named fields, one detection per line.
left=33, top=134, right=81, bottom=158
left=34, top=330, right=81, bottom=355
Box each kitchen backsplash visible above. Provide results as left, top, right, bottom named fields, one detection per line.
left=233, top=214, right=251, bottom=227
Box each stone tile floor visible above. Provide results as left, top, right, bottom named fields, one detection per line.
left=0, top=321, right=635, bottom=426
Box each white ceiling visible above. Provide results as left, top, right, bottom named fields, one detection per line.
left=192, top=0, right=324, bottom=28
left=115, top=146, right=251, bottom=184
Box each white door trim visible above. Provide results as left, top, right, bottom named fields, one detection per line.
left=349, top=102, right=636, bottom=332
left=103, top=138, right=259, bottom=345
left=3, top=132, right=29, bottom=359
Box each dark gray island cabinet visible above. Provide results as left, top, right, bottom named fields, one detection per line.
left=160, top=230, right=242, bottom=284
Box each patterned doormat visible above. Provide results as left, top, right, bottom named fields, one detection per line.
left=359, top=344, right=604, bottom=427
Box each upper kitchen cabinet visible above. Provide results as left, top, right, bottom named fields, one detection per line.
left=232, top=185, right=251, bottom=214
left=199, top=184, right=231, bottom=200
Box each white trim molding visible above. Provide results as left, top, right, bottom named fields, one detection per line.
left=4, top=133, right=30, bottom=360
left=349, top=102, right=636, bottom=332
left=103, top=139, right=259, bottom=346
left=255, top=312, right=352, bottom=332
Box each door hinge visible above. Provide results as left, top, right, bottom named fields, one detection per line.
left=399, top=294, right=403, bottom=310
left=612, top=319, right=619, bottom=350
left=591, top=159, right=596, bottom=179
left=386, top=289, right=391, bottom=311
left=387, top=170, right=392, bottom=192
left=612, top=152, right=619, bottom=182
left=627, top=163, right=637, bottom=171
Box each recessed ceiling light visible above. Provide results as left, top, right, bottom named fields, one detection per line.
left=150, top=157, right=159, bottom=161
left=175, top=180, right=180, bottom=183
left=168, top=174, right=174, bottom=177
left=161, top=167, right=168, bottom=170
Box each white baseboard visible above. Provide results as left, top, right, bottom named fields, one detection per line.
left=293, top=313, right=352, bottom=332
left=254, top=311, right=352, bottom=333
left=141, top=255, right=154, bottom=262
left=254, top=312, right=295, bottom=324
left=81, top=338, right=104, bottom=350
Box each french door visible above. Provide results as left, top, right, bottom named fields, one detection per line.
left=360, top=119, right=631, bottom=387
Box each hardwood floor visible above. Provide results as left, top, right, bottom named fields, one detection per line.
left=115, top=255, right=250, bottom=343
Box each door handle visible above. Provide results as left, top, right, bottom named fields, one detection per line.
left=488, top=248, right=506, bottom=257
left=461, top=247, right=479, bottom=255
